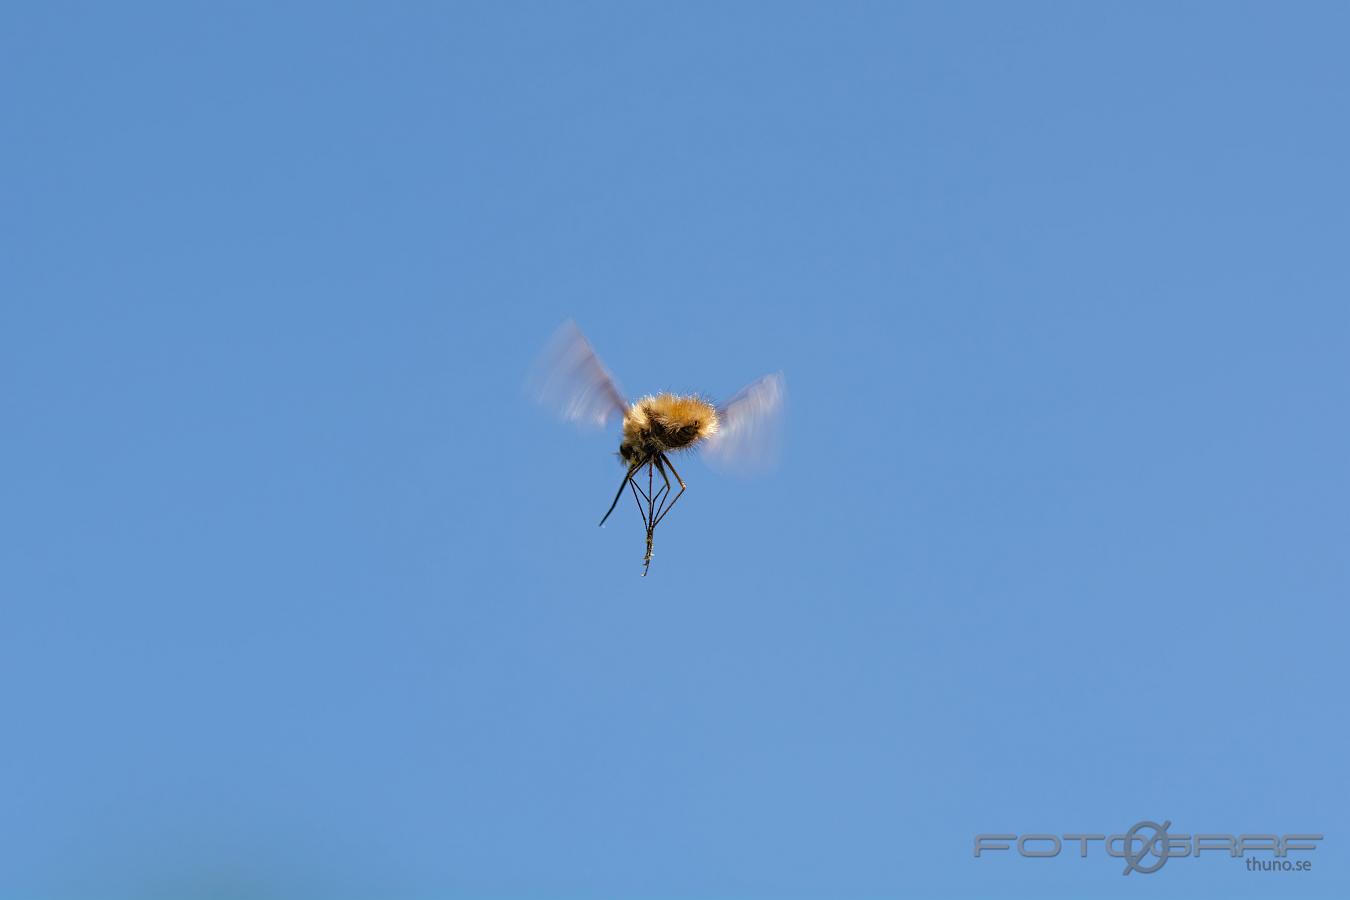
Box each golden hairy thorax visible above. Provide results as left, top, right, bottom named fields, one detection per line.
left=619, top=393, right=720, bottom=464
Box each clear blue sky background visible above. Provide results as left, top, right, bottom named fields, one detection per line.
left=3, top=3, right=1346, bottom=899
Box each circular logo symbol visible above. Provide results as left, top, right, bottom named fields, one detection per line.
left=1122, top=819, right=1173, bottom=875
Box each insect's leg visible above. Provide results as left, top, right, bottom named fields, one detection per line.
left=629, top=466, right=651, bottom=528
left=661, top=453, right=687, bottom=489
left=650, top=456, right=674, bottom=521
left=629, top=462, right=652, bottom=504
left=646, top=461, right=660, bottom=530
left=652, top=453, right=687, bottom=527
left=643, top=461, right=658, bottom=575
left=651, top=472, right=670, bottom=517
left=599, top=462, right=642, bottom=527
left=628, top=460, right=665, bottom=528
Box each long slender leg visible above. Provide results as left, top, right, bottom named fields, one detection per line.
left=599, top=462, right=642, bottom=527
left=651, top=480, right=670, bottom=513
left=661, top=453, right=687, bottom=489
left=627, top=460, right=666, bottom=525
left=652, top=453, right=687, bottom=527
left=641, top=460, right=658, bottom=576
left=629, top=466, right=651, bottom=523
left=650, top=456, right=674, bottom=522
left=636, top=476, right=670, bottom=519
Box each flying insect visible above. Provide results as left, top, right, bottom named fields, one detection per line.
left=529, top=320, right=785, bottom=575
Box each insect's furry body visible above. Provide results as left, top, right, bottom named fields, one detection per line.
left=619, top=394, right=720, bottom=465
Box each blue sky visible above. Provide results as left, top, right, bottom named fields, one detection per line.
left=2, top=3, right=1347, bottom=898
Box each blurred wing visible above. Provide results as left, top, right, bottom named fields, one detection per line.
left=702, top=372, right=786, bottom=474
left=527, top=320, right=628, bottom=427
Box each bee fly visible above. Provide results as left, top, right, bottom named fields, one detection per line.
left=529, top=320, right=785, bottom=576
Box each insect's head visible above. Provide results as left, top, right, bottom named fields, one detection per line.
left=618, top=441, right=635, bottom=464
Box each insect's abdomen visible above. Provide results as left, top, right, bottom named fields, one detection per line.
left=620, top=393, right=720, bottom=461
